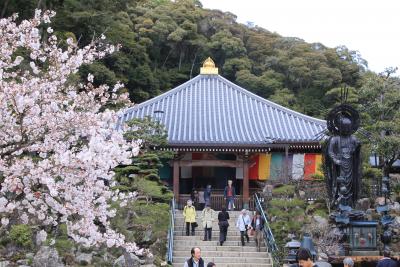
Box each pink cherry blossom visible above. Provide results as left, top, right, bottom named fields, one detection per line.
left=0, top=10, right=139, bottom=252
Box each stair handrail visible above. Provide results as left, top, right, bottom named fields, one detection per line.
left=166, top=196, right=175, bottom=264
left=254, top=193, right=279, bottom=266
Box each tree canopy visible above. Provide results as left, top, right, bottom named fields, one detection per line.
left=2, top=0, right=367, bottom=118
left=3, top=0, right=398, bottom=175
left=358, top=69, right=400, bottom=175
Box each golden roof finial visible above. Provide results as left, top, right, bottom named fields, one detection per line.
left=200, top=57, right=218, bottom=75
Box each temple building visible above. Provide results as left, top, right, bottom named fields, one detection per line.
left=120, top=58, right=327, bottom=209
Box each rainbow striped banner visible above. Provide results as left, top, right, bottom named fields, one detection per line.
left=249, top=153, right=323, bottom=181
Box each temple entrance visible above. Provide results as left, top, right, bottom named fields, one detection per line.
left=173, top=152, right=252, bottom=209
left=180, top=166, right=237, bottom=194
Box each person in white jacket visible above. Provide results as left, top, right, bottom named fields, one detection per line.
left=236, top=209, right=251, bottom=246
left=201, top=204, right=215, bottom=241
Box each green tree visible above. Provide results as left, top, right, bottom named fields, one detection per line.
left=115, top=116, right=174, bottom=191
left=3, top=0, right=368, bottom=119
left=358, top=69, right=400, bottom=176
left=322, top=86, right=359, bottom=116
left=268, top=88, right=298, bottom=110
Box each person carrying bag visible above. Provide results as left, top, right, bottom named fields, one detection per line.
left=236, top=209, right=251, bottom=246
left=183, top=200, right=197, bottom=236
left=201, top=204, right=215, bottom=241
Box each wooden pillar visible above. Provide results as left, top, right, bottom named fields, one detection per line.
left=284, top=145, right=289, bottom=183
left=173, top=160, right=179, bottom=201
left=243, top=159, right=249, bottom=209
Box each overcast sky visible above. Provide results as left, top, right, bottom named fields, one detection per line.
left=200, top=0, right=400, bottom=74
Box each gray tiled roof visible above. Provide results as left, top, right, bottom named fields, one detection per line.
left=120, top=74, right=327, bottom=146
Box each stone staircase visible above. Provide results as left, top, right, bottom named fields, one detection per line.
left=172, top=210, right=273, bottom=267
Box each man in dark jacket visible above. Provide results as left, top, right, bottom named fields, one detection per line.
left=377, top=250, right=398, bottom=267
left=224, top=180, right=236, bottom=210
left=218, top=207, right=230, bottom=246
left=183, top=247, right=204, bottom=267
left=250, top=210, right=265, bottom=252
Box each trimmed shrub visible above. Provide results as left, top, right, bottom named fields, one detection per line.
left=9, top=224, right=33, bottom=248
left=272, top=185, right=295, bottom=197
left=269, top=198, right=305, bottom=209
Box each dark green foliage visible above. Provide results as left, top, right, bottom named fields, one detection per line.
left=267, top=188, right=329, bottom=265
left=0, top=232, right=11, bottom=250
left=268, top=198, right=305, bottom=252
left=54, top=239, right=74, bottom=256
left=115, top=116, right=174, bottom=192
left=271, top=185, right=295, bottom=198
left=133, top=178, right=173, bottom=202
left=394, top=184, right=400, bottom=195
left=305, top=202, right=327, bottom=217
left=110, top=200, right=170, bottom=256
left=108, top=200, right=169, bottom=266
left=57, top=224, right=68, bottom=237
left=2, top=0, right=366, bottom=118
left=394, top=183, right=400, bottom=202
left=9, top=224, right=33, bottom=248
left=113, top=117, right=173, bottom=262
left=124, top=117, right=170, bottom=151
left=358, top=70, right=400, bottom=176
left=269, top=198, right=305, bottom=209
left=361, top=167, right=382, bottom=198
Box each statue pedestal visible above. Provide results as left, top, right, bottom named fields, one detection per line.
left=348, top=221, right=378, bottom=252
left=351, top=250, right=380, bottom=256
left=330, top=209, right=378, bottom=256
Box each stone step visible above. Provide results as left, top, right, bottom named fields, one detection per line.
left=174, top=230, right=242, bottom=236
left=173, top=245, right=267, bottom=252
left=174, top=234, right=264, bottom=242
left=173, top=264, right=271, bottom=267
left=175, top=211, right=244, bottom=215
left=174, top=219, right=242, bottom=224
left=172, top=262, right=272, bottom=267
left=172, top=256, right=271, bottom=264
left=175, top=219, right=244, bottom=229
left=174, top=222, right=240, bottom=227
left=175, top=219, right=238, bottom=224
left=174, top=235, right=248, bottom=241
left=175, top=210, right=245, bottom=214
left=173, top=250, right=269, bottom=258
left=174, top=216, right=247, bottom=220
left=174, top=213, right=243, bottom=217
left=174, top=221, right=242, bottom=228
left=172, top=240, right=262, bottom=247
left=174, top=225, right=239, bottom=229
left=175, top=216, right=243, bottom=220
left=172, top=210, right=272, bottom=267
left=175, top=212, right=244, bottom=216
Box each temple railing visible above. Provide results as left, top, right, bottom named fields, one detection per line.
left=177, top=194, right=255, bottom=210
left=166, top=196, right=175, bottom=264
left=254, top=193, right=279, bottom=267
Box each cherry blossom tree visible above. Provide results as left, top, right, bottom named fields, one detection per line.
left=0, top=10, right=141, bottom=253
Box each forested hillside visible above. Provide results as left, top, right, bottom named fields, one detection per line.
left=2, top=0, right=368, bottom=117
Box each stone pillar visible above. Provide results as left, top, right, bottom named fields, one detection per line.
left=243, top=159, right=249, bottom=209
left=173, top=160, right=179, bottom=201
left=284, top=145, right=289, bottom=183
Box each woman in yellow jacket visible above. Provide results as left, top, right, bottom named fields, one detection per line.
left=183, top=200, right=197, bottom=236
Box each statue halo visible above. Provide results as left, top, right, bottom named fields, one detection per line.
left=326, top=104, right=359, bottom=135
